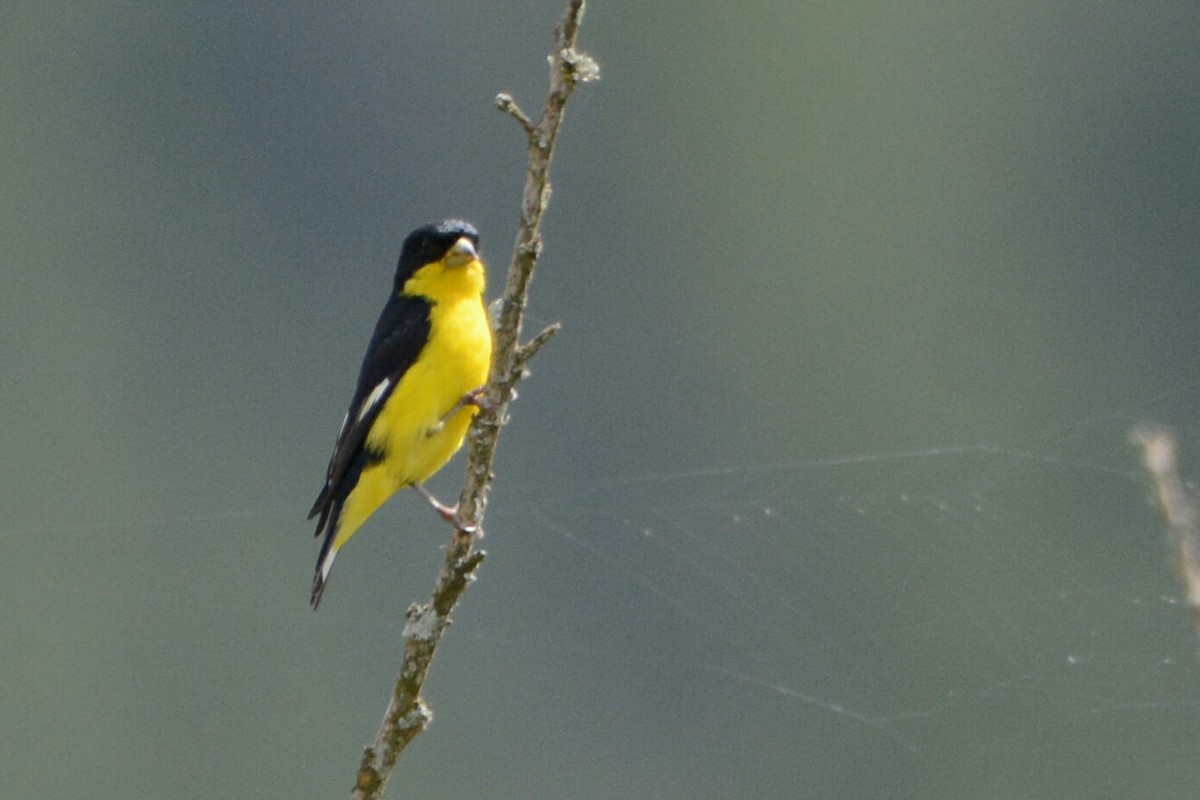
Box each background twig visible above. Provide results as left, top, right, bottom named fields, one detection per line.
left=350, top=3, right=597, bottom=798
left=1132, top=425, right=1200, bottom=632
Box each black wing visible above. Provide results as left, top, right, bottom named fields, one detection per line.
left=308, top=291, right=432, bottom=532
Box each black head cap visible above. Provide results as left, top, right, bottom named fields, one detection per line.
left=394, top=219, right=480, bottom=287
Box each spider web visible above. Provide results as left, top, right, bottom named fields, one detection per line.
left=467, top=388, right=1200, bottom=798
left=6, top=392, right=1200, bottom=799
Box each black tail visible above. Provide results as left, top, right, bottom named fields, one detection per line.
left=309, top=498, right=343, bottom=609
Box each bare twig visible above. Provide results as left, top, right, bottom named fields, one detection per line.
left=517, top=321, right=563, bottom=369
left=494, top=93, right=535, bottom=137
left=350, top=3, right=597, bottom=798
left=1132, top=426, right=1200, bottom=629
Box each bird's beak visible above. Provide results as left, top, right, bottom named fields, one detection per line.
left=444, top=237, right=479, bottom=267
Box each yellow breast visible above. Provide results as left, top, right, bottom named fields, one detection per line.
left=367, top=257, right=492, bottom=485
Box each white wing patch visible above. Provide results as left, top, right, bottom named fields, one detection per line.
left=355, top=378, right=391, bottom=425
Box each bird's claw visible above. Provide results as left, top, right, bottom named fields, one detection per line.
left=412, top=482, right=479, bottom=534
left=427, top=387, right=497, bottom=437
left=462, top=387, right=499, bottom=415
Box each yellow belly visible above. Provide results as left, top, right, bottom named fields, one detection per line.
left=334, top=288, right=491, bottom=553
left=371, top=325, right=488, bottom=485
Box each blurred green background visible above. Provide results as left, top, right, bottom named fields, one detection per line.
left=5, top=2, right=1200, bottom=798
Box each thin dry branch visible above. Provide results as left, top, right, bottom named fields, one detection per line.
left=1132, top=426, right=1200, bottom=628
left=350, top=3, right=597, bottom=798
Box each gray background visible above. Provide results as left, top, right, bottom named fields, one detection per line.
left=5, top=2, right=1200, bottom=798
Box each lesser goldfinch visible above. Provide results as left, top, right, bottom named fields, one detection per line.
left=308, top=219, right=493, bottom=608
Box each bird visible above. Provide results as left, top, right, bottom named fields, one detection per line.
left=308, top=219, right=493, bottom=608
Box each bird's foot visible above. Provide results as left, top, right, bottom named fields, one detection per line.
left=427, top=387, right=497, bottom=437
left=412, top=483, right=479, bottom=534
left=413, top=482, right=456, bottom=520
left=461, top=386, right=499, bottom=415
